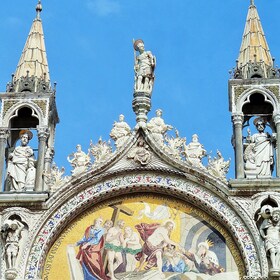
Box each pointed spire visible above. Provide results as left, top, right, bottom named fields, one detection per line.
left=236, top=0, right=273, bottom=78
left=12, top=0, right=51, bottom=92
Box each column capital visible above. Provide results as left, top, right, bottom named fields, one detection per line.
left=273, top=113, right=280, bottom=125
left=0, top=128, right=9, bottom=140
left=37, top=126, right=49, bottom=140
left=232, top=114, right=244, bottom=126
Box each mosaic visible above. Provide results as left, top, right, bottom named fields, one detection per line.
left=42, top=195, right=243, bottom=280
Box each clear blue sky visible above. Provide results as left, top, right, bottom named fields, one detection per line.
left=0, top=0, right=279, bottom=179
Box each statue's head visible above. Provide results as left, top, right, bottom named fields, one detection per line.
left=134, top=39, right=144, bottom=52
left=19, top=130, right=33, bottom=146
left=253, top=117, right=266, bottom=132
left=76, top=144, right=82, bottom=152
left=156, top=109, right=162, bottom=117
left=272, top=208, right=280, bottom=222
left=119, top=114, right=125, bottom=122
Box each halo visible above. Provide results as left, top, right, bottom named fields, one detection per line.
left=133, top=39, right=144, bottom=51
left=19, top=130, right=33, bottom=140
left=253, top=117, right=266, bottom=126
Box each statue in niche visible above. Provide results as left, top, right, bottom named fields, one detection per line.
left=1, top=219, right=24, bottom=270
left=110, top=114, right=131, bottom=149
left=133, top=39, right=156, bottom=93
left=259, top=207, right=280, bottom=276
left=67, top=144, right=91, bottom=177
left=147, top=109, right=173, bottom=144
left=184, top=134, right=207, bottom=169
left=6, top=130, right=36, bottom=191
left=244, top=117, right=275, bottom=179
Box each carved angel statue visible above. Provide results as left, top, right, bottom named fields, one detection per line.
left=110, top=114, right=131, bottom=149
left=147, top=109, right=173, bottom=144
left=67, top=144, right=91, bottom=177
left=207, top=150, right=230, bottom=182
left=244, top=117, right=275, bottom=179
left=89, top=137, right=113, bottom=166
left=1, top=219, right=24, bottom=270
left=164, top=130, right=186, bottom=160
left=43, top=163, right=68, bottom=192
left=184, top=134, right=207, bottom=169
left=133, top=39, right=156, bottom=93
left=259, top=206, right=280, bottom=276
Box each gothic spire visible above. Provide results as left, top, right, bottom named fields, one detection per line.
left=10, top=1, right=51, bottom=92
left=235, top=0, right=274, bottom=79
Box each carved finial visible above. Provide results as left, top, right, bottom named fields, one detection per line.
left=250, top=0, right=255, bottom=6
left=36, top=0, right=42, bottom=19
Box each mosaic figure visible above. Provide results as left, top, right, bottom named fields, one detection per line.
left=76, top=217, right=108, bottom=280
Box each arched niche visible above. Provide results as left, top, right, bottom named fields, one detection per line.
left=8, top=107, right=39, bottom=148
left=23, top=172, right=265, bottom=279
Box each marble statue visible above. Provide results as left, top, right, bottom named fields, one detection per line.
left=207, top=150, right=230, bottom=182
left=1, top=219, right=24, bottom=269
left=6, top=130, right=36, bottom=191
left=89, top=137, right=112, bottom=166
left=184, top=134, right=207, bottom=169
left=67, top=144, right=91, bottom=177
left=127, top=138, right=151, bottom=166
left=43, top=163, right=67, bottom=192
left=164, top=130, right=186, bottom=160
left=133, top=39, right=156, bottom=93
left=259, top=207, right=280, bottom=276
left=244, top=117, right=275, bottom=178
left=110, top=114, right=131, bottom=149
left=147, top=109, right=173, bottom=144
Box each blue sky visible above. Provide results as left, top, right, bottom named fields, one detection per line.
left=0, top=0, right=279, bottom=179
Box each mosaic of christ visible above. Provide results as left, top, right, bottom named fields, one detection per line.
left=43, top=195, right=243, bottom=280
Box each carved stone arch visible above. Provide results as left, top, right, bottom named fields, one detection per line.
left=3, top=101, right=45, bottom=129
left=22, top=172, right=265, bottom=279
left=236, top=88, right=278, bottom=117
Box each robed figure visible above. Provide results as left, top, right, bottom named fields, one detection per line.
left=76, top=218, right=108, bottom=280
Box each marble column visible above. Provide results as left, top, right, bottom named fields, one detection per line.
left=0, top=129, right=9, bottom=190
left=232, top=114, right=244, bottom=179
left=273, top=114, right=280, bottom=177
left=35, top=127, right=49, bottom=191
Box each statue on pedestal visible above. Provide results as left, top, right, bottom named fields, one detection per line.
left=6, top=130, right=36, bottom=191
left=184, top=134, right=207, bottom=169
left=67, top=144, right=91, bottom=177
left=147, top=109, right=173, bottom=144
left=259, top=207, right=280, bottom=276
left=1, top=219, right=24, bottom=271
left=110, top=114, right=131, bottom=149
left=244, top=117, right=275, bottom=178
left=133, top=39, right=156, bottom=93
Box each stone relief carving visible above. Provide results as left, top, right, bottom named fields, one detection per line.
left=5, top=130, right=36, bottom=192
left=259, top=206, right=280, bottom=277
left=43, top=163, right=69, bottom=193
left=133, top=39, right=156, bottom=93
left=207, top=150, right=230, bottom=182
left=1, top=218, right=25, bottom=279
left=244, top=118, right=275, bottom=179
left=89, top=138, right=113, bottom=167
left=67, top=144, right=91, bottom=177
left=110, top=114, right=131, bottom=149
left=127, top=138, right=151, bottom=166
left=184, top=134, right=207, bottom=169
left=164, top=129, right=186, bottom=160
left=147, top=109, right=173, bottom=144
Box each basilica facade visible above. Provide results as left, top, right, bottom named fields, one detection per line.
left=0, top=1, right=280, bottom=280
